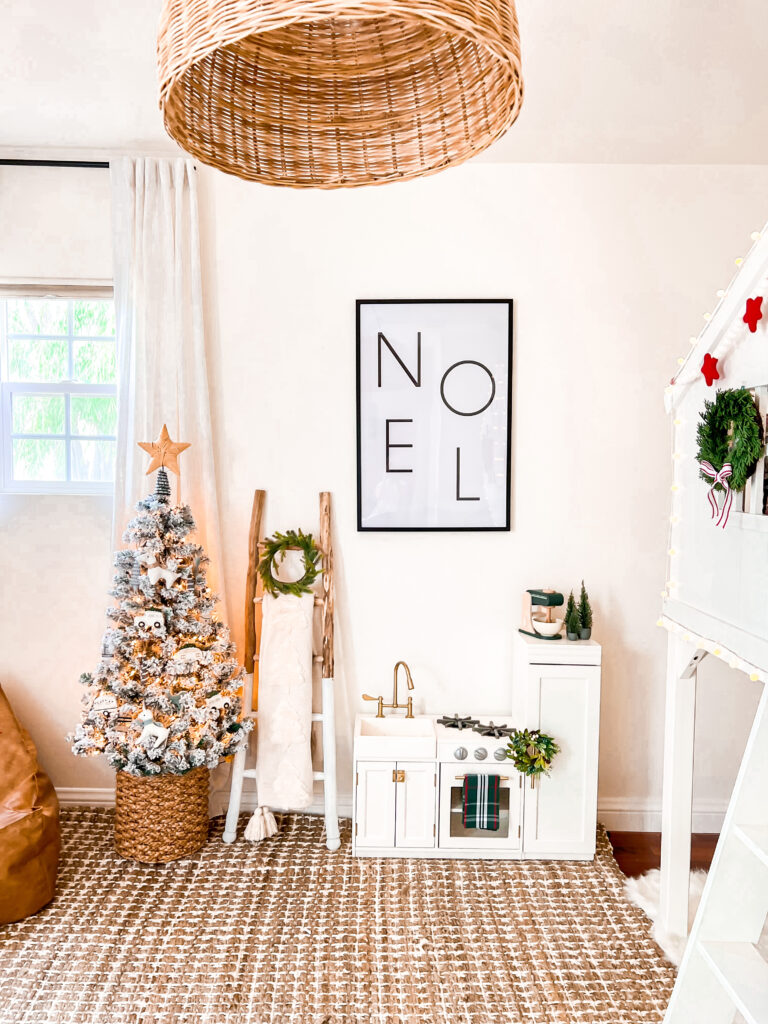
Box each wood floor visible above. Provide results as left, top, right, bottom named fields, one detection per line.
left=609, top=831, right=719, bottom=877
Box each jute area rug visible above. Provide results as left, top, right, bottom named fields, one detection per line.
left=1, top=809, right=674, bottom=1024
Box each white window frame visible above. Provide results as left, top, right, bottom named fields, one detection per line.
left=0, top=286, right=116, bottom=496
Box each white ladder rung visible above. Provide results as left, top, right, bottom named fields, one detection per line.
left=700, top=941, right=768, bottom=1024
left=313, top=771, right=325, bottom=780
left=255, top=596, right=323, bottom=606
left=242, top=769, right=257, bottom=780
left=250, top=654, right=324, bottom=663
left=734, top=825, right=768, bottom=870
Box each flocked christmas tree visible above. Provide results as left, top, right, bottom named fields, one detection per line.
left=71, top=425, right=251, bottom=776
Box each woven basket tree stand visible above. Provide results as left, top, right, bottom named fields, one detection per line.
left=114, top=767, right=209, bottom=863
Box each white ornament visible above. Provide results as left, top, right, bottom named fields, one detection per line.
left=139, top=551, right=158, bottom=567
left=91, top=693, right=119, bottom=716
left=135, top=709, right=169, bottom=751
left=133, top=609, right=166, bottom=637
left=172, top=645, right=205, bottom=667
left=147, top=566, right=180, bottom=588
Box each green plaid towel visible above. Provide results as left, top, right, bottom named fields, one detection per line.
left=462, top=774, right=500, bottom=831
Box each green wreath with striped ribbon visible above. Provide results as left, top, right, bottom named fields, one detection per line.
left=696, top=387, right=764, bottom=493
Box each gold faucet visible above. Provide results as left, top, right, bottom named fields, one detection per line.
left=362, top=660, right=415, bottom=718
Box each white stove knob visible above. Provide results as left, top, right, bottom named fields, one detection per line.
left=454, top=747, right=468, bottom=760
left=473, top=747, right=488, bottom=760
left=493, top=747, right=507, bottom=761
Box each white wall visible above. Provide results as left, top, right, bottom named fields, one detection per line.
left=1, top=160, right=765, bottom=827
left=199, top=161, right=768, bottom=829
left=0, top=166, right=116, bottom=792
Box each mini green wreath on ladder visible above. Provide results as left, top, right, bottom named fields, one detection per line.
left=258, top=529, right=321, bottom=597
left=506, top=729, right=560, bottom=778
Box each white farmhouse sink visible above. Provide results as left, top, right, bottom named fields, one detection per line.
left=355, top=715, right=436, bottom=759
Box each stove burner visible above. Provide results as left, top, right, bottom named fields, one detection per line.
left=437, top=715, right=479, bottom=731
left=473, top=721, right=513, bottom=738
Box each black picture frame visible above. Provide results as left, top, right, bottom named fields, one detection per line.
left=356, top=299, right=513, bottom=532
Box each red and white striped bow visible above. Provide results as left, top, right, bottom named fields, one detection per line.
left=699, top=460, right=734, bottom=528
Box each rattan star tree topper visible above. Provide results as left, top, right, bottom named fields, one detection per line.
left=70, top=429, right=251, bottom=778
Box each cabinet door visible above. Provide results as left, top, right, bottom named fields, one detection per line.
left=355, top=761, right=396, bottom=849
left=522, top=665, right=600, bottom=858
left=395, top=761, right=436, bottom=849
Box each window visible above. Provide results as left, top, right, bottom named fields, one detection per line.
left=1, top=295, right=117, bottom=493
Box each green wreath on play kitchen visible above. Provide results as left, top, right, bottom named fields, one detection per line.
left=695, top=387, right=764, bottom=528
left=258, top=529, right=321, bottom=596
left=506, top=729, right=560, bottom=778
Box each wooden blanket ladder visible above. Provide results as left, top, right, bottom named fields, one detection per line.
left=222, top=489, right=340, bottom=851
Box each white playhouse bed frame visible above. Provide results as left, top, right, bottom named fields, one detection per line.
left=660, top=223, right=768, bottom=1022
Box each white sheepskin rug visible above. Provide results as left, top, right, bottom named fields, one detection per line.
left=624, top=868, right=708, bottom=965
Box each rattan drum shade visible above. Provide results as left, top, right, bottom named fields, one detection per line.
left=158, top=0, right=524, bottom=188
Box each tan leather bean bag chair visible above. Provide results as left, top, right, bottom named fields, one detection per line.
left=0, top=684, right=60, bottom=923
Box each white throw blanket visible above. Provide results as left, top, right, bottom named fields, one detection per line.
left=255, top=592, right=314, bottom=810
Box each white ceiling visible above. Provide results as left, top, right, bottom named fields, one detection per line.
left=1, top=0, right=768, bottom=163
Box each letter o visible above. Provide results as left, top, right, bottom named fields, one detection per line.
left=440, top=360, right=496, bottom=417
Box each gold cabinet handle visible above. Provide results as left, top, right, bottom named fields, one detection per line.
left=392, top=769, right=405, bottom=783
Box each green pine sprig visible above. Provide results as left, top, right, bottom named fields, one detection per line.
left=506, top=729, right=560, bottom=777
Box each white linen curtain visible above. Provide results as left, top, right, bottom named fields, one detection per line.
left=110, top=157, right=227, bottom=617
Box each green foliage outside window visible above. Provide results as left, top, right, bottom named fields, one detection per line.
left=5, top=298, right=117, bottom=484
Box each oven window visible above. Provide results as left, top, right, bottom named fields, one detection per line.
left=449, top=784, right=510, bottom=838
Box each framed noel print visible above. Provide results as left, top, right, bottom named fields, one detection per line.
left=356, top=299, right=513, bottom=531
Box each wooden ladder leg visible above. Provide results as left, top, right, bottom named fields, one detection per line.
left=223, top=489, right=263, bottom=847
left=319, top=491, right=340, bottom=852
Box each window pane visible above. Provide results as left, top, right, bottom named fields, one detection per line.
left=12, top=438, right=66, bottom=481
left=73, top=300, right=115, bottom=337
left=73, top=340, right=116, bottom=384
left=7, top=298, right=68, bottom=336
left=70, top=395, right=117, bottom=436
left=12, top=394, right=65, bottom=434
left=8, top=338, right=68, bottom=382
left=71, top=439, right=115, bottom=482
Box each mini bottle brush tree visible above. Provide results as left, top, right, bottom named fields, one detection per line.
left=70, top=425, right=251, bottom=777
left=565, top=590, right=580, bottom=637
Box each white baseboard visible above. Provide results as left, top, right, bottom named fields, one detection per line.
left=57, top=786, right=115, bottom=808
left=56, top=786, right=724, bottom=833
left=597, top=797, right=727, bottom=833
left=56, top=786, right=355, bottom=820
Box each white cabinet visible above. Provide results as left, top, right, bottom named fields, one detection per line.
left=395, top=761, right=437, bottom=848
left=355, top=760, right=436, bottom=852
left=514, top=633, right=602, bottom=861
left=355, top=760, right=397, bottom=849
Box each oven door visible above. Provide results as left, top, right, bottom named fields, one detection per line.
left=438, top=764, right=522, bottom=852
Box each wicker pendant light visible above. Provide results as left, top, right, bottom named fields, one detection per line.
left=157, top=0, right=524, bottom=189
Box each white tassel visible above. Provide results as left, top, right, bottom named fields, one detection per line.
left=244, top=806, right=279, bottom=842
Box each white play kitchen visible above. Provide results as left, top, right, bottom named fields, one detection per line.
left=352, top=631, right=601, bottom=860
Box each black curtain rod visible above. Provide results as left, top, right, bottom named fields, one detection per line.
left=0, top=159, right=109, bottom=168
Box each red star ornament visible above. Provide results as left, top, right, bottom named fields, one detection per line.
left=743, top=296, right=763, bottom=333
left=701, top=353, right=720, bottom=387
